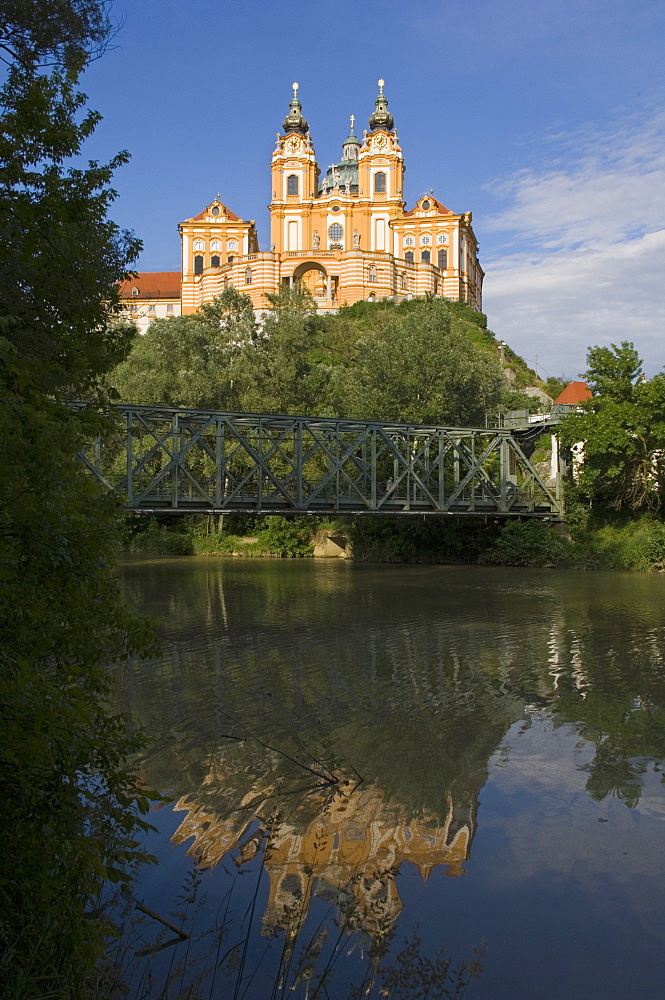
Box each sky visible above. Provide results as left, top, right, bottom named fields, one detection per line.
left=78, top=0, right=665, bottom=380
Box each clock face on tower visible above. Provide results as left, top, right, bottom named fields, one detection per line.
left=288, top=136, right=300, bottom=152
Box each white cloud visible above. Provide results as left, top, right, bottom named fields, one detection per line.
left=480, top=103, right=665, bottom=378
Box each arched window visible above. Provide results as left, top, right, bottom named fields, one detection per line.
left=374, top=171, right=386, bottom=194
left=328, top=223, right=343, bottom=242
left=404, top=236, right=415, bottom=247
left=421, top=250, right=431, bottom=263
left=211, top=240, right=220, bottom=251
left=421, top=234, right=431, bottom=246
left=227, top=239, right=238, bottom=251
left=245, top=268, right=252, bottom=285
left=194, top=255, right=203, bottom=275
left=436, top=233, right=447, bottom=245
left=223, top=277, right=229, bottom=290
left=194, top=239, right=204, bottom=251
left=227, top=254, right=234, bottom=263
left=400, top=273, right=407, bottom=290
left=287, top=174, right=299, bottom=196
left=405, top=251, right=414, bottom=263
left=211, top=255, right=220, bottom=268
left=368, top=265, right=376, bottom=282
left=368, top=293, right=375, bottom=302
left=438, top=248, right=448, bottom=269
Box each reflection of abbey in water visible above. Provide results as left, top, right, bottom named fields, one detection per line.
left=172, top=759, right=476, bottom=940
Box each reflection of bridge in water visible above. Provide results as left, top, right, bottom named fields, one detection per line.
left=80, top=404, right=564, bottom=518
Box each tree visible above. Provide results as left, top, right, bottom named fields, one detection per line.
left=560, top=342, right=665, bottom=510
left=339, top=299, right=504, bottom=425
left=238, top=284, right=331, bottom=414
left=0, top=3, right=157, bottom=993
left=111, top=287, right=258, bottom=409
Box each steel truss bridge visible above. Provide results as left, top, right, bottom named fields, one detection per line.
left=78, top=404, right=563, bottom=519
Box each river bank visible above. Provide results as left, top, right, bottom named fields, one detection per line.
left=124, top=511, right=665, bottom=572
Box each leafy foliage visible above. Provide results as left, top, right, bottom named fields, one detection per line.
left=481, top=520, right=572, bottom=567
left=560, top=342, right=665, bottom=510
left=0, top=2, right=159, bottom=994
left=112, top=292, right=506, bottom=425
left=110, top=287, right=257, bottom=409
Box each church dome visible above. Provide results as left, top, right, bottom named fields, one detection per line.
left=282, top=82, right=309, bottom=136
left=368, top=79, right=394, bottom=132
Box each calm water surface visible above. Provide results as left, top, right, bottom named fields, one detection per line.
left=116, top=557, right=665, bottom=999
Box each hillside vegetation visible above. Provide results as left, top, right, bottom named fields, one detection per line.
left=111, top=288, right=543, bottom=423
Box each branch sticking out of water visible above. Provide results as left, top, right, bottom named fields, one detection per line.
left=219, top=711, right=359, bottom=787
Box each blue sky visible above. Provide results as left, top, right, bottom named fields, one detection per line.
left=80, top=0, right=665, bottom=379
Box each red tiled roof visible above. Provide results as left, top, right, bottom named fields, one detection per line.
left=404, top=196, right=452, bottom=217
left=118, top=271, right=181, bottom=299
left=553, top=381, right=592, bottom=405
left=189, top=202, right=241, bottom=222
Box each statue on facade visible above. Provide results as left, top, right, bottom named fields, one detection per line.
left=353, top=229, right=361, bottom=249
left=344, top=179, right=351, bottom=195
left=312, top=230, right=320, bottom=251
left=332, top=167, right=340, bottom=189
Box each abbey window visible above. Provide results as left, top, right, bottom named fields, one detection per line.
left=287, top=174, right=299, bottom=196
left=374, top=171, right=386, bottom=194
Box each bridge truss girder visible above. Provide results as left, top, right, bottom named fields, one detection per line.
left=78, top=405, right=563, bottom=518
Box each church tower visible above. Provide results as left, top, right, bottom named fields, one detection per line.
left=270, top=84, right=319, bottom=254
left=357, top=80, right=405, bottom=255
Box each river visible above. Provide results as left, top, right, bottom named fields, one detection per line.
left=115, top=556, right=665, bottom=999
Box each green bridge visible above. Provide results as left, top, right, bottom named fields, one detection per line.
left=78, top=404, right=564, bottom=519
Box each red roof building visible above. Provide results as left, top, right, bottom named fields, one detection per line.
left=553, top=381, right=592, bottom=405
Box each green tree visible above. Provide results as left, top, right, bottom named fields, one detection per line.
left=560, top=342, right=665, bottom=510
left=340, top=299, right=504, bottom=424
left=0, top=3, right=158, bottom=993
left=238, top=284, right=331, bottom=414
left=111, top=287, right=258, bottom=409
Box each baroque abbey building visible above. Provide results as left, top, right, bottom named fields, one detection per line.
left=120, top=82, right=483, bottom=329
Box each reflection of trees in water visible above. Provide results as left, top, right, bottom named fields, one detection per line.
left=115, top=562, right=665, bottom=995
left=122, top=565, right=665, bottom=824
left=545, top=630, right=665, bottom=808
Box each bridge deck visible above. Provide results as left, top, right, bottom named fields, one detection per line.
left=78, top=405, right=563, bottom=519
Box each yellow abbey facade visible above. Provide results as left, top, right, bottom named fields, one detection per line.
left=120, top=82, right=483, bottom=327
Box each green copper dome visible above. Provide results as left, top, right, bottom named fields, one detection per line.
left=282, top=82, right=309, bottom=136
left=368, top=78, right=394, bottom=132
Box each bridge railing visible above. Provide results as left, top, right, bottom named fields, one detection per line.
left=77, top=404, right=563, bottom=518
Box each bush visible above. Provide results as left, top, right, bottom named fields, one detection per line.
left=481, top=520, right=573, bottom=567
left=127, top=522, right=193, bottom=555
left=573, top=517, right=665, bottom=571
left=256, top=516, right=314, bottom=556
